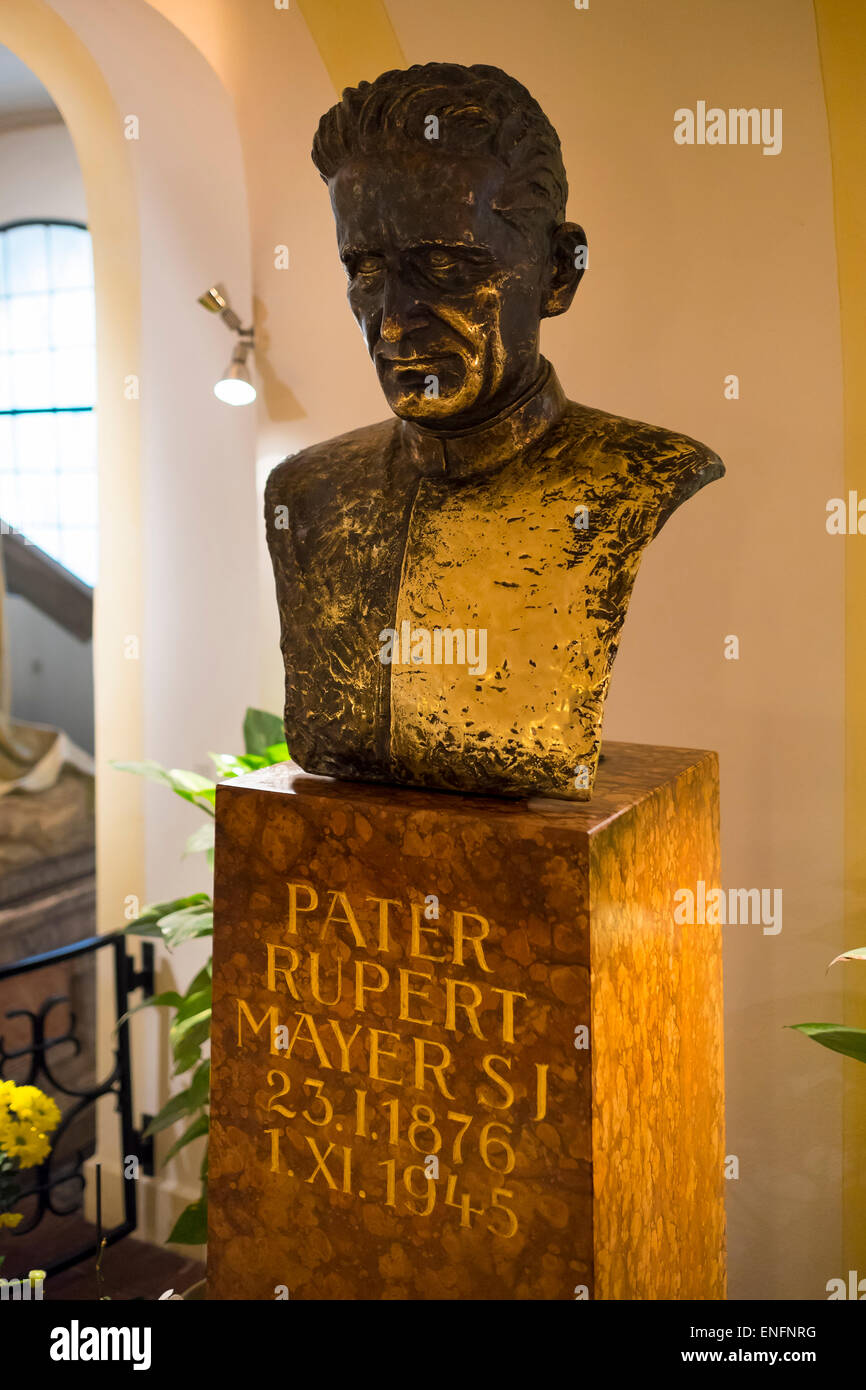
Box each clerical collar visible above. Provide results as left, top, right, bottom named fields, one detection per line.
left=399, top=359, right=567, bottom=479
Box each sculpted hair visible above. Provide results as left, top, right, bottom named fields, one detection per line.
left=312, top=62, right=568, bottom=240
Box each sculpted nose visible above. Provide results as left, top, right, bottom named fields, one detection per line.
left=380, top=274, right=425, bottom=343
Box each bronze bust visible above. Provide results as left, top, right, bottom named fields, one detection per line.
left=266, top=63, right=723, bottom=800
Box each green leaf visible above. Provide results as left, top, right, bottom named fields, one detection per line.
left=116, top=990, right=183, bottom=1030
left=162, top=1113, right=209, bottom=1166
left=171, top=1010, right=211, bottom=1060
left=209, top=752, right=248, bottom=779
left=144, top=1086, right=198, bottom=1138
left=168, top=769, right=216, bottom=796
left=172, top=790, right=216, bottom=817
left=233, top=744, right=290, bottom=772
left=167, top=1196, right=208, bottom=1246
left=209, top=737, right=287, bottom=783
left=0, top=1170, right=21, bottom=1205
left=199, top=1145, right=209, bottom=1182
left=167, top=919, right=213, bottom=950
left=235, top=753, right=268, bottom=771
left=184, top=823, right=215, bottom=858
left=828, top=946, right=866, bottom=969
left=111, top=759, right=174, bottom=787
left=189, top=1059, right=211, bottom=1108
left=243, top=708, right=284, bottom=757
left=172, top=1042, right=203, bottom=1078
left=168, top=771, right=217, bottom=815
left=185, top=961, right=212, bottom=994
left=172, top=985, right=211, bottom=1028
left=122, top=893, right=211, bottom=937
left=158, top=904, right=214, bottom=950
left=788, top=1023, right=866, bottom=1064
left=264, top=741, right=289, bottom=765
left=113, top=761, right=216, bottom=815
left=171, top=1015, right=210, bottom=1070
left=120, top=920, right=167, bottom=939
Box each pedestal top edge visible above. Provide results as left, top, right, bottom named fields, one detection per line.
left=215, top=741, right=718, bottom=836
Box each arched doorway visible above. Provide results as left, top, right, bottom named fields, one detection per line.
left=0, top=0, right=256, bottom=1254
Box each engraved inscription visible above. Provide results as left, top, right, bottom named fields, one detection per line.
left=233, top=882, right=567, bottom=1237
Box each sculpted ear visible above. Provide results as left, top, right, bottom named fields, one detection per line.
left=541, top=222, right=587, bottom=319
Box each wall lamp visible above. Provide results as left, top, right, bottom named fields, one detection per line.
left=198, top=285, right=256, bottom=406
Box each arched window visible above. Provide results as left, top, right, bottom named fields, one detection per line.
left=0, top=220, right=97, bottom=585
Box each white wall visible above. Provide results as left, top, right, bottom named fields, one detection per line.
left=0, top=118, right=93, bottom=751
left=31, top=0, right=260, bottom=1239
left=0, top=118, right=84, bottom=221
left=6, top=595, right=93, bottom=750
left=49, top=0, right=258, bottom=899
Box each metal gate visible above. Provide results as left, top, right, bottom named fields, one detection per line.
left=0, top=931, right=155, bottom=1275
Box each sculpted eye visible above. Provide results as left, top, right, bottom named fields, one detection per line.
left=351, top=256, right=384, bottom=281
left=412, top=245, right=492, bottom=288
left=426, top=250, right=457, bottom=273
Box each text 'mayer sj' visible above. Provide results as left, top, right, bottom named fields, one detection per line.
left=266, top=62, right=724, bottom=800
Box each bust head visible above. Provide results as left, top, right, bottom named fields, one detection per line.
left=312, top=63, right=586, bottom=430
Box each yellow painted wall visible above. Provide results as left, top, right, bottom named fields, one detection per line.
left=296, top=0, right=403, bottom=92
left=813, top=0, right=866, bottom=1278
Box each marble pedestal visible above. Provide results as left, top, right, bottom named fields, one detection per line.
left=207, top=742, right=725, bottom=1300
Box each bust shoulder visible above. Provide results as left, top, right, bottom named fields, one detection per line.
left=559, top=399, right=723, bottom=486
left=265, top=418, right=399, bottom=511
left=552, top=399, right=724, bottom=533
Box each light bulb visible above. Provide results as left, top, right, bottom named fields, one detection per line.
left=214, top=376, right=256, bottom=406
left=214, top=339, right=256, bottom=406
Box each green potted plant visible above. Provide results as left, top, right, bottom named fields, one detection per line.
left=115, top=708, right=288, bottom=1246
left=790, top=946, right=866, bottom=1063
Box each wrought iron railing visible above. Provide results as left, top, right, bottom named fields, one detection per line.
left=0, top=931, right=155, bottom=1275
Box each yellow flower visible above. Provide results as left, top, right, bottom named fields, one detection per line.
left=0, top=1212, right=23, bottom=1228
left=7, top=1085, right=60, bottom=1133
left=0, top=1115, right=50, bottom=1168
left=0, top=1079, right=15, bottom=1110
left=0, top=1108, right=17, bottom=1156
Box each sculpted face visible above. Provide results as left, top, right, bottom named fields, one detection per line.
left=330, top=152, right=582, bottom=429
